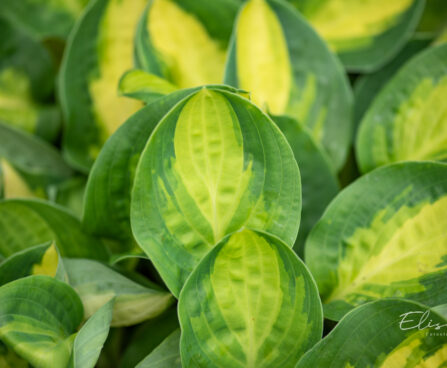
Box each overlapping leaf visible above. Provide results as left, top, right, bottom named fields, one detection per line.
left=69, top=299, right=114, bottom=368
left=60, top=0, right=148, bottom=171
left=288, top=0, right=425, bottom=71
left=354, top=37, right=432, bottom=129
left=0, top=123, right=73, bottom=199
left=64, top=258, right=174, bottom=326
left=272, top=115, right=339, bottom=256
left=179, top=229, right=323, bottom=368
left=0, top=0, right=89, bottom=39
left=297, top=299, right=447, bottom=367
left=357, top=43, right=447, bottom=173
left=120, top=307, right=179, bottom=368
left=135, top=0, right=239, bottom=90
left=0, top=276, right=84, bottom=368
left=136, top=329, right=181, bottom=368
left=306, top=162, right=447, bottom=320
left=0, top=199, right=108, bottom=260
left=0, top=18, right=60, bottom=141
left=224, top=0, right=352, bottom=170
left=131, top=88, right=301, bottom=296
left=0, top=242, right=66, bottom=286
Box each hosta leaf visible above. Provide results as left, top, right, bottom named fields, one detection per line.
left=0, top=199, right=108, bottom=260
left=64, top=258, right=174, bottom=327
left=306, top=162, right=447, bottom=320
left=51, top=177, right=87, bottom=217
left=417, top=0, right=447, bottom=34
left=354, top=37, right=432, bottom=130
left=0, top=275, right=84, bottom=368
left=0, top=0, right=88, bottom=39
left=296, top=299, right=447, bottom=368
left=225, top=0, right=352, bottom=170
left=357, top=43, right=447, bottom=173
left=288, top=0, right=425, bottom=72
left=0, top=341, right=29, bottom=368
left=0, top=19, right=60, bottom=141
left=120, top=307, right=178, bottom=368
left=0, top=123, right=73, bottom=199
left=83, top=88, right=201, bottom=240
left=135, top=0, right=239, bottom=90
left=136, top=329, right=181, bottom=368
left=0, top=242, right=66, bottom=286
left=272, top=115, right=339, bottom=256
left=69, top=299, right=113, bottom=368
left=118, top=69, right=178, bottom=103
left=178, top=229, right=323, bottom=368
left=83, top=85, right=244, bottom=241
left=131, top=88, right=301, bottom=296
left=60, top=0, right=148, bottom=171
left=434, top=304, right=447, bottom=319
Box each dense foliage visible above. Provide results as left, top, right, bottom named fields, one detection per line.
left=0, top=0, right=446, bottom=367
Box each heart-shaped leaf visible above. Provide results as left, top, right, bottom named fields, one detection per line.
left=0, top=275, right=84, bottom=368
left=136, top=329, right=181, bottom=368
left=306, top=162, right=447, bottom=320
left=60, top=0, right=148, bottom=171
left=178, top=229, right=323, bottom=368
left=131, top=88, right=301, bottom=296
left=224, top=0, right=352, bottom=170
left=0, top=199, right=108, bottom=260
left=64, top=258, right=174, bottom=327
left=357, top=43, right=447, bottom=173
left=0, top=242, right=66, bottom=286
left=296, top=299, right=447, bottom=367
left=288, top=0, right=425, bottom=72
left=0, top=123, right=73, bottom=200
left=135, top=0, right=239, bottom=90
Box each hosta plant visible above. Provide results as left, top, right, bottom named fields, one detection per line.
left=0, top=0, right=447, bottom=367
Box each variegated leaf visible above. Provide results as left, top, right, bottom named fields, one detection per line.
left=60, top=0, right=147, bottom=171
left=131, top=88, right=301, bottom=296
left=64, top=258, right=174, bottom=327
left=0, top=199, right=108, bottom=260
left=288, top=0, right=425, bottom=71
left=135, top=0, right=239, bottom=91
left=357, top=43, right=447, bottom=173
left=225, top=0, right=352, bottom=170
left=179, top=229, right=323, bottom=368
left=306, top=162, right=447, bottom=320
left=297, top=299, right=447, bottom=368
